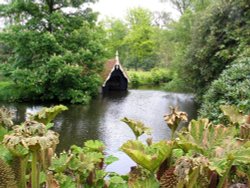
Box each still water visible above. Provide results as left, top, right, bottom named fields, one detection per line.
left=1, top=89, right=197, bottom=174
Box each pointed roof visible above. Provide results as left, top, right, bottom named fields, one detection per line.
left=102, top=51, right=129, bottom=87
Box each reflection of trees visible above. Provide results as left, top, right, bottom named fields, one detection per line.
left=53, top=97, right=109, bottom=152
left=54, top=92, right=129, bottom=152
left=164, top=93, right=198, bottom=121
left=14, top=104, right=27, bottom=123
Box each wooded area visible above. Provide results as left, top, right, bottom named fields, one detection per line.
left=0, top=0, right=249, bottom=187
left=0, top=0, right=249, bottom=121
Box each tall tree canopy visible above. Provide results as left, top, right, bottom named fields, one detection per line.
left=0, top=0, right=106, bottom=103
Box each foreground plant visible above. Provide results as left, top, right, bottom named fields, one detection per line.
left=0, top=106, right=14, bottom=129
left=49, top=140, right=119, bottom=188
left=121, top=140, right=172, bottom=173
left=176, top=117, right=250, bottom=187
left=1, top=105, right=66, bottom=188
left=164, top=106, right=188, bottom=139
left=0, top=157, right=17, bottom=188
left=29, top=105, right=68, bottom=125
left=3, top=121, right=59, bottom=188
left=121, top=117, right=151, bottom=140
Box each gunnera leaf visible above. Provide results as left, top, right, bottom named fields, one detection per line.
left=121, top=117, right=151, bottom=139
left=84, top=140, right=105, bottom=152
left=220, top=105, right=246, bottom=125
left=164, top=107, right=188, bottom=132
left=29, top=105, right=68, bottom=125
left=121, top=140, right=172, bottom=172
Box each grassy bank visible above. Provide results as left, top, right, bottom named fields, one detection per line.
left=127, top=68, right=172, bottom=88
left=127, top=68, right=192, bottom=93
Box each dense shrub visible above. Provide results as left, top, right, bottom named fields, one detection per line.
left=183, top=0, right=250, bottom=101
left=199, top=56, right=250, bottom=124
left=0, top=1, right=106, bottom=104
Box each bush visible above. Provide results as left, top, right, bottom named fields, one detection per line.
left=151, top=68, right=172, bottom=84
left=182, top=0, right=250, bottom=100
left=199, top=56, right=250, bottom=124
left=127, top=68, right=172, bottom=88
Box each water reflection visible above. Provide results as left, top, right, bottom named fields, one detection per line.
left=0, top=90, right=197, bottom=174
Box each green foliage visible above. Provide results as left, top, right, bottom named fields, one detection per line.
left=177, top=119, right=238, bottom=156
left=29, top=105, right=68, bottom=125
left=127, top=68, right=172, bottom=88
left=121, top=117, right=151, bottom=140
left=175, top=115, right=250, bottom=187
left=199, top=57, right=250, bottom=124
left=182, top=0, right=250, bottom=100
left=103, top=8, right=161, bottom=71
left=0, top=0, right=106, bottom=104
left=121, top=140, right=172, bottom=173
left=102, top=18, right=128, bottom=61
left=0, top=104, right=249, bottom=187
left=220, top=105, right=247, bottom=125
left=129, top=175, right=160, bottom=188
left=109, top=176, right=128, bottom=188
left=49, top=140, right=118, bottom=187
left=84, top=140, right=105, bottom=153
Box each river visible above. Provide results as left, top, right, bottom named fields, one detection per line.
left=0, top=89, right=197, bottom=174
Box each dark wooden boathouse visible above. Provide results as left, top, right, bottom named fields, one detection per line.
left=102, top=52, right=129, bottom=92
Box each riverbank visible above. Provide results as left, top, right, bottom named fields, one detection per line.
left=0, top=89, right=197, bottom=174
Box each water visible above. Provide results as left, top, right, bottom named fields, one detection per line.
left=0, top=89, right=197, bottom=174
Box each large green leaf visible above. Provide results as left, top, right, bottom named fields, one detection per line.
left=84, top=140, right=105, bottom=152
left=109, top=176, right=128, bottom=188
left=129, top=175, right=159, bottom=188
left=209, top=158, right=228, bottom=176
left=232, top=147, right=250, bottom=165
left=49, top=152, right=70, bottom=173
left=121, top=140, right=172, bottom=172
left=104, top=155, right=119, bottom=165
left=209, top=147, right=250, bottom=176
left=178, top=118, right=237, bottom=157
left=220, top=105, right=247, bottom=125
left=29, top=105, right=68, bottom=125
left=121, top=117, right=151, bottom=139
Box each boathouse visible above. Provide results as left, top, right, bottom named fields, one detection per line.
left=102, top=52, right=129, bottom=92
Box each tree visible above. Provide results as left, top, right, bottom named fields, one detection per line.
left=183, top=0, right=250, bottom=100
left=166, top=0, right=192, bottom=15
left=102, top=18, right=128, bottom=61
left=152, top=11, right=172, bottom=28
left=0, top=0, right=106, bottom=103
left=199, top=55, right=250, bottom=124
left=123, top=8, right=159, bottom=70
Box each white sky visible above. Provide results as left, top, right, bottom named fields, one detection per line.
left=90, top=0, right=180, bottom=20
left=0, top=0, right=180, bottom=28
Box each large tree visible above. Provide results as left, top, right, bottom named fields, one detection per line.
left=123, top=8, right=159, bottom=70
left=0, top=0, right=106, bottom=103
left=102, top=18, right=128, bottom=60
